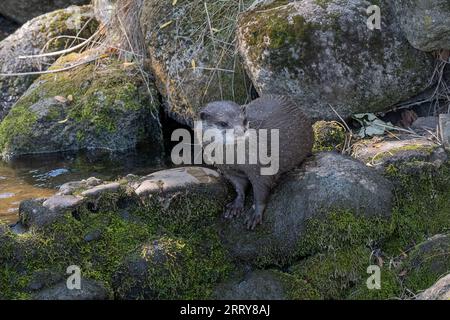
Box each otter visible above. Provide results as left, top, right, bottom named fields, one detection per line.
left=199, top=95, right=313, bottom=230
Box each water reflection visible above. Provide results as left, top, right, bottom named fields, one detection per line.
left=0, top=147, right=167, bottom=224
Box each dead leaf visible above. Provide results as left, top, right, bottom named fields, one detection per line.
left=54, top=96, right=67, bottom=104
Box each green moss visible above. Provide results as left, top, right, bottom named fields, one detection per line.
left=350, top=266, right=402, bottom=300
left=271, top=270, right=321, bottom=300
left=0, top=104, right=38, bottom=154
left=297, top=210, right=390, bottom=257
left=0, top=189, right=232, bottom=300
left=38, top=8, right=99, bottom=51
left=402, top=235, right=450, bottom=293
left=115, top=233, right=232, bottom=299
left=242, top=7, right=321, bottom=75
left=371, top=144, right=436, bottom=163
left=313, top=121, right=346, bottom=152
left=291, top=246, right=374, bottom=299
left=0, top=52, right=160, bottom=156
left=383, top=162, right=450, bottom=255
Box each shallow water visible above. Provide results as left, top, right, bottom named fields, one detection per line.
left=0, top=148, right=167, bottom=224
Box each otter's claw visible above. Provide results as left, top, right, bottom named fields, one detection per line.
left=245, top=209, right=262, bottom=230
left=224, top=199, right=245, bottom=219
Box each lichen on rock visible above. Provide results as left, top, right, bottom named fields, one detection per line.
left=0, top=5, right=98, bottom=121
left=0, top=52, right=163, bottom=160
left=140, top=0, right=255, bottom=126
left=237, top=0, right=435, bottom=120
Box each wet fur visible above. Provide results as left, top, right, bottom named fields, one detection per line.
left=200, top=95, right=314, bottom=229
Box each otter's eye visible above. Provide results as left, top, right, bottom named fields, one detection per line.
left=200, top=112, right=207, bottom=120
left=218, top=121, right=228, bottom=128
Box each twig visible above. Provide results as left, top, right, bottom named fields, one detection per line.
left=0, top=56, right=103, bottom=77
left=18, top=30, right=100, bottom=60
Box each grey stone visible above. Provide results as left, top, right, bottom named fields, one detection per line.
left=0, top=6, right=96, bottom=121
left=84, top=229, right=102, bottom=242
left=42, top=195, right=83, bottom=211
left=28, top=270, right=63, bottom=291
left=391, top=0, right=450, bottom=51
left=0, top=52, right=163, bottom=160
left=19, top=199, right=61, bottom=229
left=406, top=234, right=450, bottom=277
left=57, top=177, right=103, bottom=195
left=412, top=116, right=439, bottom=131
left=439, top=114, right=450, bottom=151
left=81, top=182, right=121, bottom=197
left=214, top=270, right=292, bottom=300
left=237, top=0, right=434, bottom=120
left=220, top=152, right=393, bottom=263
left=131, top=167, right=227, bottom=198
left=33, top=279, right=109, bottom=300
left=19, top=194, right=84, bottom=228
left=140, top=0, right=252, bottom=125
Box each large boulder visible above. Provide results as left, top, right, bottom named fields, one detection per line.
left=140, top=0, right=254, bottom=126
left=0, top=6, right=97, bottom=121
left=0, top=52, right=163, bottom=160
left=0, top=0, right=90, bottom=24
left=391, top=0, right=450, bottom=52
left=220, top=152, right=393, bottom=265
left=237, top=0, right=435, bottom=120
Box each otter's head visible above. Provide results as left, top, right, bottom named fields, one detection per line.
left=198, top=101, right=248, bottom=142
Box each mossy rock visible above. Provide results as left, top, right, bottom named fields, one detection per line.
left=390, top=0, right=450, bottom=51
left=290, top=246, right=374, bottom=299
left=0, top=186, right=233, bottom=299
left=220, top=152, right=393, bottom=266
left=382, top=161, right=450, bottom=254
left=0, top=166, right=233, bottom=299
left=237, top=0, right=434, bottom=120
left=0, top=52, right=163, bottom=160
left=213, top=269, right=319, bottom=300
left=140, top=0, right=254, bottom=125
left=0, top=6, right=98, bottom=121
left=352, top=136, right=446, bottom=169
left=113, top=235, right=232, bottom=300
left=402, top=234, right=450, bottom=293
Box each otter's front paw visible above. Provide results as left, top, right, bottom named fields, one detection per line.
left=245, top=208, right=262, bottom=230
left=224, top=198, right=245, bottom=219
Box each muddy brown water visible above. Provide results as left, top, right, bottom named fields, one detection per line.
left=0, top=148, right=167, bottom=224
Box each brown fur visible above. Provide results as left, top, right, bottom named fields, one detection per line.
left=200, top=95, right=314, bottom=229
